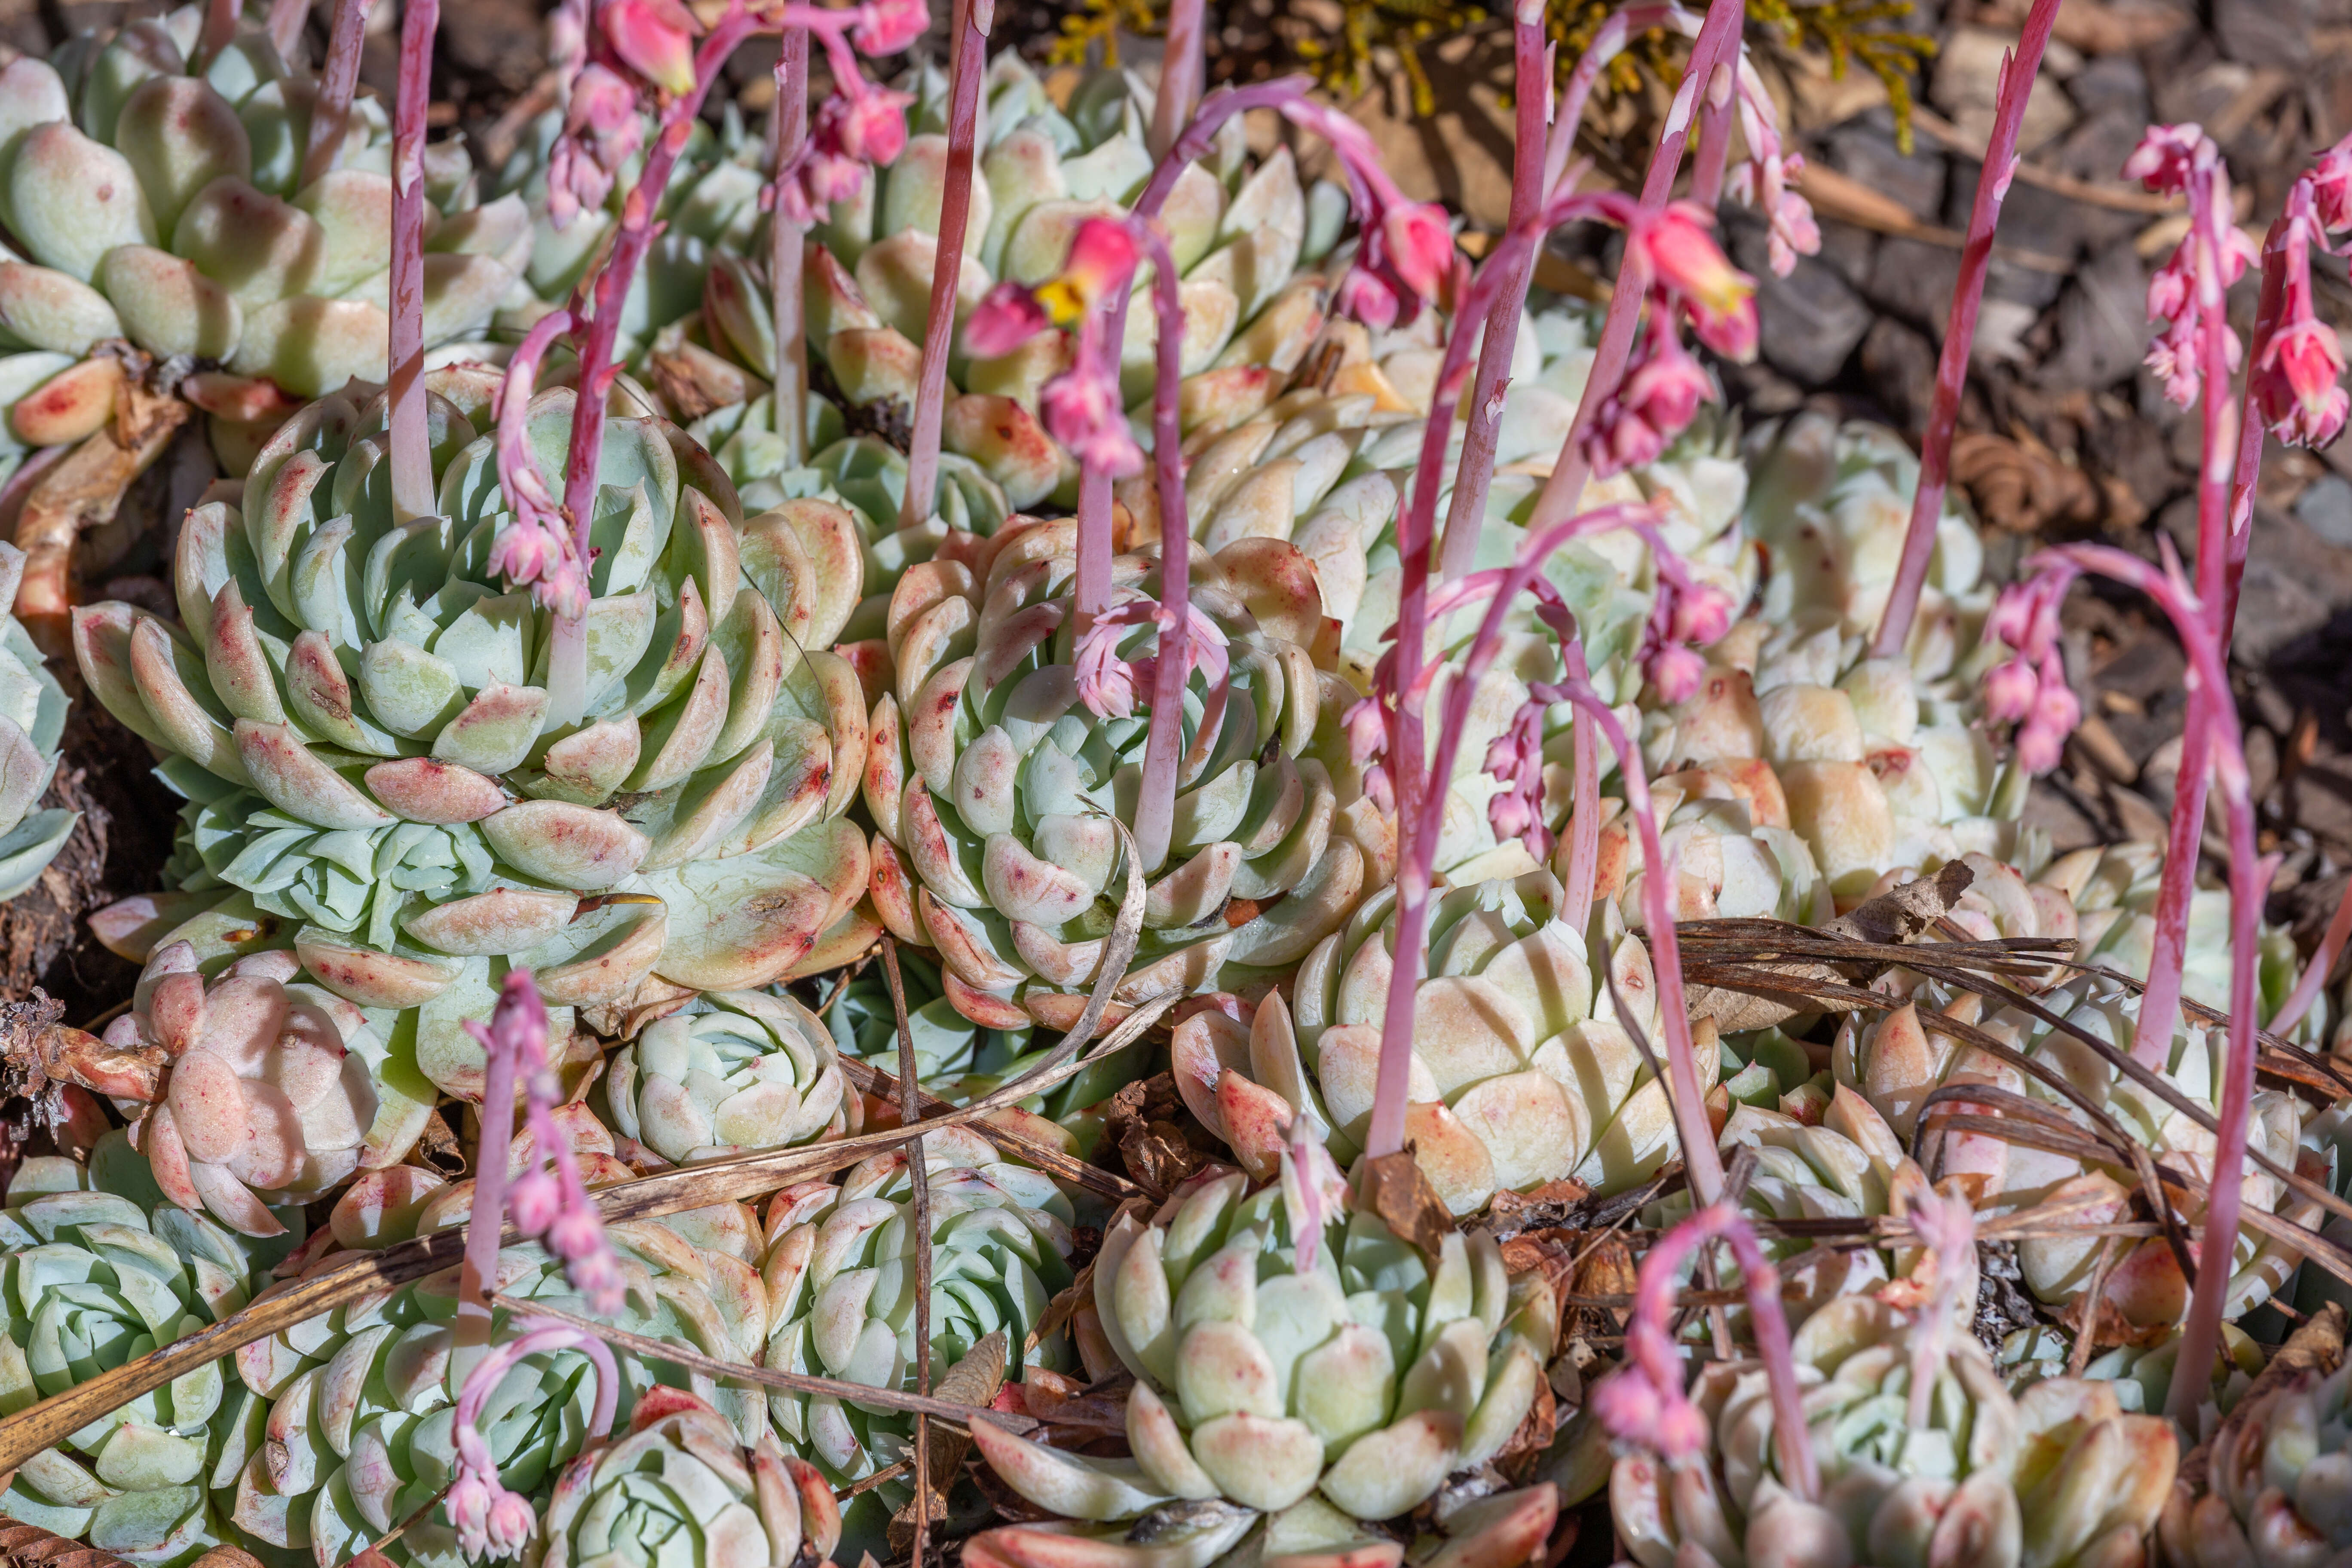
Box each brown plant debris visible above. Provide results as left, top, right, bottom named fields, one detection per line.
left=1101, top=1074, right=1214, bottom=1194
left=0, top=1516, right=142, bottom=1568
left=1362, top=1149, right=1458, bottom=1259
left=890, top=1330, right=1011, bottom=1558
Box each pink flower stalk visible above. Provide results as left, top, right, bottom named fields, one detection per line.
left=769, top=30, right=811, bottom=467
left=1978, top=574, right=2080, bottom=777
left=900, top=0, right=988, bottom=528
left=298, top=0, right=373, bottom=190
left=1522, top=0, right=1746, bottom=539
left=457, top=969, right=625, bottom=1390
left=549, top=0, right=591, bottom=78
left=2010, top=544, right=2259, bottom=1430
left=1592, top=1203, right=1817, bottom=1500
left=1870, top=0, right=2060, bottom=661
left=544, top=65, right=645, bottom=231
left=490, top=310, right=591, bottom=620
left=385, top=0, right=440, bottom=526
left=2272, top=873, right=2352, bottom=1035
left=554, top=0, right=896, bottom=725
left=450, top=1320, right=622, bottom=1559
left=1149, top=0, right=1206, bottom=159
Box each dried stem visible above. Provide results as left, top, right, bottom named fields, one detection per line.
left=1526, top=0, right=1744, bottom=532
left=1131, top=223, right=1193, bottom=875
left=1871, top=0, right=2061, bottom=660
left=300, top=0, right=374, bottom=191
left=770, top=29, right=812, bottom=468
left=1436, top=0, right=1551, bottom=585
left=901, top=0, right=989, bottom=528
left=385, top=0, right=441, bottom=525
left=881, top=937, right=933, bottom=1568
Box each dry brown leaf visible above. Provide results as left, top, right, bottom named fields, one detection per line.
left=1362, top=1150, right=1456, bottom=1259
left=0, top=1518, right=143, bottom=1568
left=888, top=1330, right=1010, bottom=1557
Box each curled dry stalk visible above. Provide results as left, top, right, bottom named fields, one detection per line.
left=881, top=936, right=935, bottom=1568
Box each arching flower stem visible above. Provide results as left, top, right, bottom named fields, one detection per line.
left=901, top=0, right=991, bottom=528
left=769, top=28, right=811, bottom=468
left=1132, top=220, right=1197, bottom=875
left=1872, top=0, right=2062, bottom=661
left=299, top=0, right=374, bottom=190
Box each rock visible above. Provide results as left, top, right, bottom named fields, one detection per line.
left=2037, top=242, right=2148, bottom=392
left=2215, top=0, right=2318, bottom=64
left=2296, top=474, right=2352, bottom=550
left=2052, top=112, right=2153, bottom=250
left=2230, top=505, right=2352, bottom=664
left=1930, top=28, right=2081, bottom=154
left=1824, top=113, right=1948, bottom=221
left=1865, top=237, right=1964, bottom=333
left=2064, top=55, right=2150, bottom=122
left=1729, top=216, right=1874, bottom=385
left=1860, top=316, right=1939, bottom=430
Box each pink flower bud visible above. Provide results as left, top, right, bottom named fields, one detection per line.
left=2014, top=717, right=2066, bottom=778
left=603, top=0, right=699, bottom=98
left=965, top=283, right=1052, bottom=358
left=1644, top=643, right=1708, bottom=706
left=1670, top=584, right=1733, bottom=647
left=487, top=1490, right=536, bottom=1556
left=448, top=1475, right=493, bottom=1556
left=2254, top=316, right=2351, bottom=450
left=1632, top=204, right=1758, bottom=362
left=2314, top=140, right=2352, bottom=233
left=1381, top=202, right=1454, bottom=303
left=1038, top=218, right=1141, bottom=323
left=1333, top=267, right=1401, bottom=331
left=2122, top=124, right=2206, bottom=195
left=2030, top=660, right=2080, bottom=737
left=547, top=1204, right=603, bottom=1262
left=1040, top=359, right=1142, bottom=479
left=851, top=0, right=927, bottom=55
left=836, top=81, right=911, bottom=166
left=508, top=1168, right=560, bottom=1234
left=1981, top=656, right=2038, bottom=726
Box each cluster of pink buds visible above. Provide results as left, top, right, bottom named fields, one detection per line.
left=773, top=1, right=922, bottom=225
left=545, top=65, right=645, bottom=230
left=1981, top=573, right=2080, bottom=775
left=970, top=217, right=1150, bottom=476
left=1073, top=595, right=1230, bottom=719
left=2250, top=135, right=2352, bottom=449
left=1279, top=100, right=1456, bottom=328
left=491, top=311, right=592, bottom=619
left=2127, top=125, right=2260, bottom=408
left=450, top=1320, right=622, bottom=1560
left=1280, top=1112, right=1351, bottom=1272
left=467, top=970, right=626, bottom=1314
left=1638, top=561, right=1734, bottom=706
left=1582, top=206, right=1758, bottom=477
left=1724, top=67, right=1819, bottom=277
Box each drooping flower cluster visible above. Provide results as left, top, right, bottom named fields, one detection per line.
left=448, top=1319, right=622, bottom=1560
left=544, top=65, right=645, bottom=230
left=1724, top=64, right=1820, bottom=278
left=769, top=0, right=924, bottom=224
left=467, top=970, right=626, bottom=1315
left=968, top=216, right=1149, bottom=476
left=1582, top=205, right=1760, bottom=478
left=1981, top=569, right=2080, bottom=775
left=2249, top=135, right=2352, bottom=450
left=2126, top=124, right=2260, bottom=409
left=1072, top=596, right=1231, bottom=720
left=1278, top=98, right=1455, bottom=328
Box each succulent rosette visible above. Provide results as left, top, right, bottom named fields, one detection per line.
left=223, top=1215, right=777, bottom=1568
left=0, top=539, right=78, bottom=900
left=863, top=517, right=1376, bottom=1031
left=539, top=1387, right=836, bottom=1568
left=73, top=378, right=871, bottom=1091
left=0, top=6, right=525, bottom=468
left=1997, top=1322, right=2264, bottom=1417
left=1181, top=867, right=1704, bottom=1213
left=0, top=1132, right=284, bottom=1567
left=1612, top=1292, right=2180, bottom=1568
left=972, top=1158, right=1552, bottom=1537
left=1837, top=971, right=2323, bottom=1328
left=605, top=988, right=854, bottom=1165
left=760, top=1129, right=1075, bottom=1494
left=2159, top=1329, right=2352, bottom=1568
left=821, top=949, right=1142, bottom=1148
left=102, top=940, right=429, bottom=1238
left=1644, top=1085, right=1931, bottom=1324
